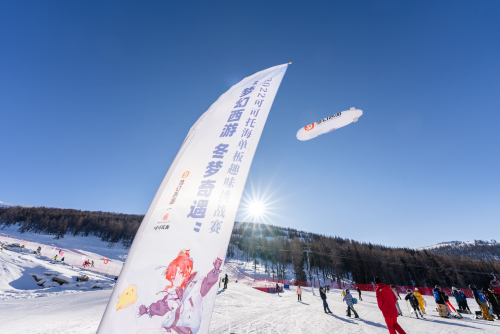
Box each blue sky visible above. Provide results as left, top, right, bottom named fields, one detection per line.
left=1, top=1, right=499, bottom=247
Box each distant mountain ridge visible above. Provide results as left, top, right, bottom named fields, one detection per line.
left=419, top=239, right=499, bottom=261
left=0, top=201, right=33, bottom=208
left=419, top=240, right=498, bottom=250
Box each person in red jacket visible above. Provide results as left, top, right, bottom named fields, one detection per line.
left=375, top=277, right=407, bottom=334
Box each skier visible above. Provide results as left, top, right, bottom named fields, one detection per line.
left=276, top=283, right=280, bottom=296
left=54, top=255, right=58, bottom=260
left=375, top=277, right=407, bottom=334
left=470, top=284, right=494, bottom=321
left=61, top=257, right=65, bottom=262
left=433, top=285, right=448, bottom=318
left=91, top=260, right=94, bottom=267
left=458, top=288, right=471, bottom=313
left=341, top=289, right=346, bottom=298
left=405, top=290, right=424, bottom=318
left=390, top=285, right=403, bottom=316
left=413, top=288, right=426, bottom=314
left=487, top=287, right=500, bottom=319
left=343, top=289, right=359, bottom=318
left=319, top=283, right=332, bottom=314
left=297, top=285, right=302, bottom=302
left=326, top=285, right=330, bottom=293
left=223, top=274, right=228, bottom=289
left=356, top=286, right=363, bottom=301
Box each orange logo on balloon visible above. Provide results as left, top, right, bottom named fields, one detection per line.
left=304, top=123, right=315, bottom=131
left=163, top=213, right=169, bottom=220
left=182, top=171, right=190, bottom=178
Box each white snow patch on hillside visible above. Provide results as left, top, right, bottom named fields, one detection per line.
left=0, top=244, right=115, bottom=300
left=418, top=240, right=498, bottom=250
left=0, top=224, right=129, bottom=261
left=0, top=201, right=32, bottom=208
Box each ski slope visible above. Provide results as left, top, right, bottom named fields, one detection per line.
left=1, top=274, right=499, bottom=333
left=1, top=228, right=499, bottom=333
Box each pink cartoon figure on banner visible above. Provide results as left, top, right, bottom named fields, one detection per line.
left=136, top=249, right=222, bottom=333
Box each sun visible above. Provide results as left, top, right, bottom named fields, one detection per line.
left=248, top=200, right=266, bottom=218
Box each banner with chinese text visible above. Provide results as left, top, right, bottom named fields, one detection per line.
left=97, top=63, right=289, bottom=333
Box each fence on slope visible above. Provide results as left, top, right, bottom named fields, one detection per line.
left=223, top=261, right=474, bottom=298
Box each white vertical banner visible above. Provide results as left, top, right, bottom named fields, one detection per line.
left=98, top=63, right=289, bottom=333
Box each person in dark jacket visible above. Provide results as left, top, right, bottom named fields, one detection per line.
left=405, top=290, right=424, bottom=318
left=459, top=289, right=471, bottom=313
left=452, top=287, right=466, bottom=311
left=223, top=274, right=228, bottom=289
left=433, top=285, right=448, bottom=318
left=276, top=283, right=280, bottom=296
left=486, top=287, right=500, bottom=319
left=470, top=284, right=494, bottom=321
left=356, top=286, right=363, bottom=301
left=375, top=277, right=407, bottom=334
left=319, top=283, right=332, bottom=314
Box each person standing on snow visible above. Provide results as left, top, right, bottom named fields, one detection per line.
left=341, top=289, right=346, bottom=298
left=487, top=287, right=500, bottom=319
left=375, top=277, right=407, bottom=334
left=390, top=285, right=403, bottom=316
left=343, top=289, right=359, bottom=318
left=319, top=283, right=332, bottom=314
left=276, top=283, right=280, bottom=296
left=451, top=287, right=466, bottom=312
left=405, top=290, right=424, bottom=318
left=297, top=285, right=302, bottom=302
left=433, top=285, right=448, bottom=318
left=356, top=286, right=363, bottom=301
left=470, top=285, right=494, bottom=321
left=223, top=274, right=228, bottom=289
left=458, top=289, right=471, bottom=313
left=413, top=288, right=426, bottom=314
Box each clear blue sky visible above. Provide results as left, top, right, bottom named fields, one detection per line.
left=1, top=1, right=499, bottom=248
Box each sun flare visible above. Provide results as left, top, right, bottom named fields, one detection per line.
left=248, top=200, right=266, bottom=218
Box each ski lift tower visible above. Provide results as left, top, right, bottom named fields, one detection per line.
left=304, top=247, right=316, bottom=296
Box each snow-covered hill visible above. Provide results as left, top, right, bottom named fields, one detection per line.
left=0, top=225, right=499, bottom=333
left=418, top=240, right=497, bottom=250
left=0, top=201, right=32, bottom=208
left=0, top=242, right=115, bottom=300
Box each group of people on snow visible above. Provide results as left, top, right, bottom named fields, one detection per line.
left=298, top=276, right=500, bottom=334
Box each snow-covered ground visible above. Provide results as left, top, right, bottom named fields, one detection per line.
left=1, top=226, right=499, bottom=333
left=0, top=224, right=129, bottom=261
left=0, top=243, right=116, bottom=300
left=1, top=276, right=498, bottom=333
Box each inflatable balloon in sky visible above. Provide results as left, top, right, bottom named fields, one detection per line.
left=296, top=107, right=363, bottom=141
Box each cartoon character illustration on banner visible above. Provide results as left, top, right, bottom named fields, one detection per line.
left=137, top=249, right=223, bottom=333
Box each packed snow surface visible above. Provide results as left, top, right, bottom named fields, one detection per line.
left=1, top=225, right=499, bottom=333
left=1, top=279, right=499, bottom=333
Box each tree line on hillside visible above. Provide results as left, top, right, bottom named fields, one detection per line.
left=228, top=222, right=500, bottom=289
left=0, top=206, right=142, bottom=247
left=1, top=206, right=498, bottom=289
